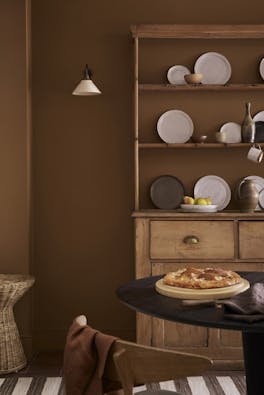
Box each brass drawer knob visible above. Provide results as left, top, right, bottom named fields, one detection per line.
left=183, top=235, right=200, bottom=244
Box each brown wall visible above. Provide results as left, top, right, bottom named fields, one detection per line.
left=31, top=1, right=264, bottom=349
left=0, top=0, right=32, bottom=353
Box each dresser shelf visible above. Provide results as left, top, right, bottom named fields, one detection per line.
left=139, top=83, right=264, bottom=92
left=132, top=210, right=264, bottom=218
left=138, top=142, right=264, bottom=149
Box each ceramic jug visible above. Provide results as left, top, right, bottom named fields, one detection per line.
left=236, top=179, right=259, bottom=212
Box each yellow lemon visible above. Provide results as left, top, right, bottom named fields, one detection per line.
left=183, top=196, right=195, bottom=205
left=195, top=198, right=207, bottom=205
left=205, top=197, right=212, bottom=205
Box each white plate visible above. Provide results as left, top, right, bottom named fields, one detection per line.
left=258, top=188, right=264, bottom=209
left=259, top=58, right=264, bottom=80
left=253, top=111, right=264, bottom=122
left=157, top=110, right=194, bottom=144
left=220, top=122, right=241, bottom=143
left=155, top=278, right=250, bottom=300
left=194, top=52, right=231, bottom=84
left=167, top=65, right=190, bottom=85
left=194, top=175, right=231, bottom=211
left=244, top=175, right=264, bottom=210
left=180, top=204, right=218, bottom=212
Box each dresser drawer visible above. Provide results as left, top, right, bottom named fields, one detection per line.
left=239, top=221, right=264, bottom=259
left=150, top=220, right=234, bottom=260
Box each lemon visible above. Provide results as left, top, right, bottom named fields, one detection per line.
left=183, top=196, right=195, bottom=205
left=195, top=198, right=207, bottom=205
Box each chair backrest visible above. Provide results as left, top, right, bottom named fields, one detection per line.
left=104, top=339, right=212, bottom=395
left=74, top=316, right=212, bottom=395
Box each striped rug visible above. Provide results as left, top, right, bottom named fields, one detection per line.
left=0, top=375, right=246, bottom=395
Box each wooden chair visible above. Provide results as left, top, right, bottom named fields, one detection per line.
left=76, top=316, right=212, bottom=395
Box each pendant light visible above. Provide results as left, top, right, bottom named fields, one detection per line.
left=72, top=65, right=101, bottom=96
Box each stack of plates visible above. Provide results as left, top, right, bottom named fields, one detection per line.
left=167, top=52, right=232, bottom=85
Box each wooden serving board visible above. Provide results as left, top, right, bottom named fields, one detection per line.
left=155, top=278, right=250, bottom=300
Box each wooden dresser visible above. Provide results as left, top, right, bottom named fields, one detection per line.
left=131, top=24, right=264, bottom=368
left=133, top=210, right=264, bottom=368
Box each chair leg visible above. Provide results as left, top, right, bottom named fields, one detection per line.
left=113, top=349, right=134, bottom=395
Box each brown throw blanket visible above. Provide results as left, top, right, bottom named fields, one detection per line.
left=63, top=318, right=117, bottom=395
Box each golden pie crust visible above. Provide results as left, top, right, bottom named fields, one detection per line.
left=163, top=267, right=242, bottom=289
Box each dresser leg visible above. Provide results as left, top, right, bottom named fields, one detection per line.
left=242, top=331, right=264, bottom=395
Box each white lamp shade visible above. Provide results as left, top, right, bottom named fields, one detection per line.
left=72, top=79, right=101, bottom=96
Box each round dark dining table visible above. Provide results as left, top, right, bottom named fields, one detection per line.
left=116, top=272, right=264, bottom=395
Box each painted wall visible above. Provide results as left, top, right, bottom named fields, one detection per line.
left=0, top=0, right=32, bottom=353
left=31, top=0, right=264, bottom=349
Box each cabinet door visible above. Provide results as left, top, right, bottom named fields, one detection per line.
left=150, top=220, right=235, bottom=260
left=239, top=221, right=264, bottom=259
left=152, top=317, right=208, bottom=349
left=219, top=329, right=242, bottom=347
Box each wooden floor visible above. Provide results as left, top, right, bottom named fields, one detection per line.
left=0, top=350, right=245, bottom=378
left=0, top=351, right=63, bottom=378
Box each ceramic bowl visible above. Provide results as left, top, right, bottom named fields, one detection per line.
left=215, top=131, right=226, bottom=143
left=184, top=73, right=203, bottom=84
left=191, top=135, right=207, bottom=143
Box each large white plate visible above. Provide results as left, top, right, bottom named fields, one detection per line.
left=180, top=204, right=218, bottom=212
left=194, top=175, right=231, bottom=211
left=244, top=175, right=264, bottom=210
left=253, top=111, right=264, bottom=122
left=220, top=122, right=241, bottom=143
left=155, top=278, right=250, bottom=300
left=259, top=58, right=264, bottom=80
left=157, top=110, right=194, bottom=144
left=167, top=65, right=190, bottom=85
left=194, top=52, right=231, bottom=84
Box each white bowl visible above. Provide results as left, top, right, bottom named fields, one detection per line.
left=180, top=204, right=218, bottom=212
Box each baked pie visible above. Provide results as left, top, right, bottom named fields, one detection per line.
left=163, top=267, right=242, bottom=289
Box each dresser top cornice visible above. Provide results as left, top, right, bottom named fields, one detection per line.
left=130, top=24, right=264, bottom=39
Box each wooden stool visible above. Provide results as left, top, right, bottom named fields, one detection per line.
left=0, top=274, right=35, bottom=373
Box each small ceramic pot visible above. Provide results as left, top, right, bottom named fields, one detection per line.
left=184, top=73, right=203, bottom=84
left=191, top=135, right=207, bottom=143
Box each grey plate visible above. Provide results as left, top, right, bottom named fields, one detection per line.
left=255, top=121, right=264, bottom=143
left=150, top=175, right=185, bottom=209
